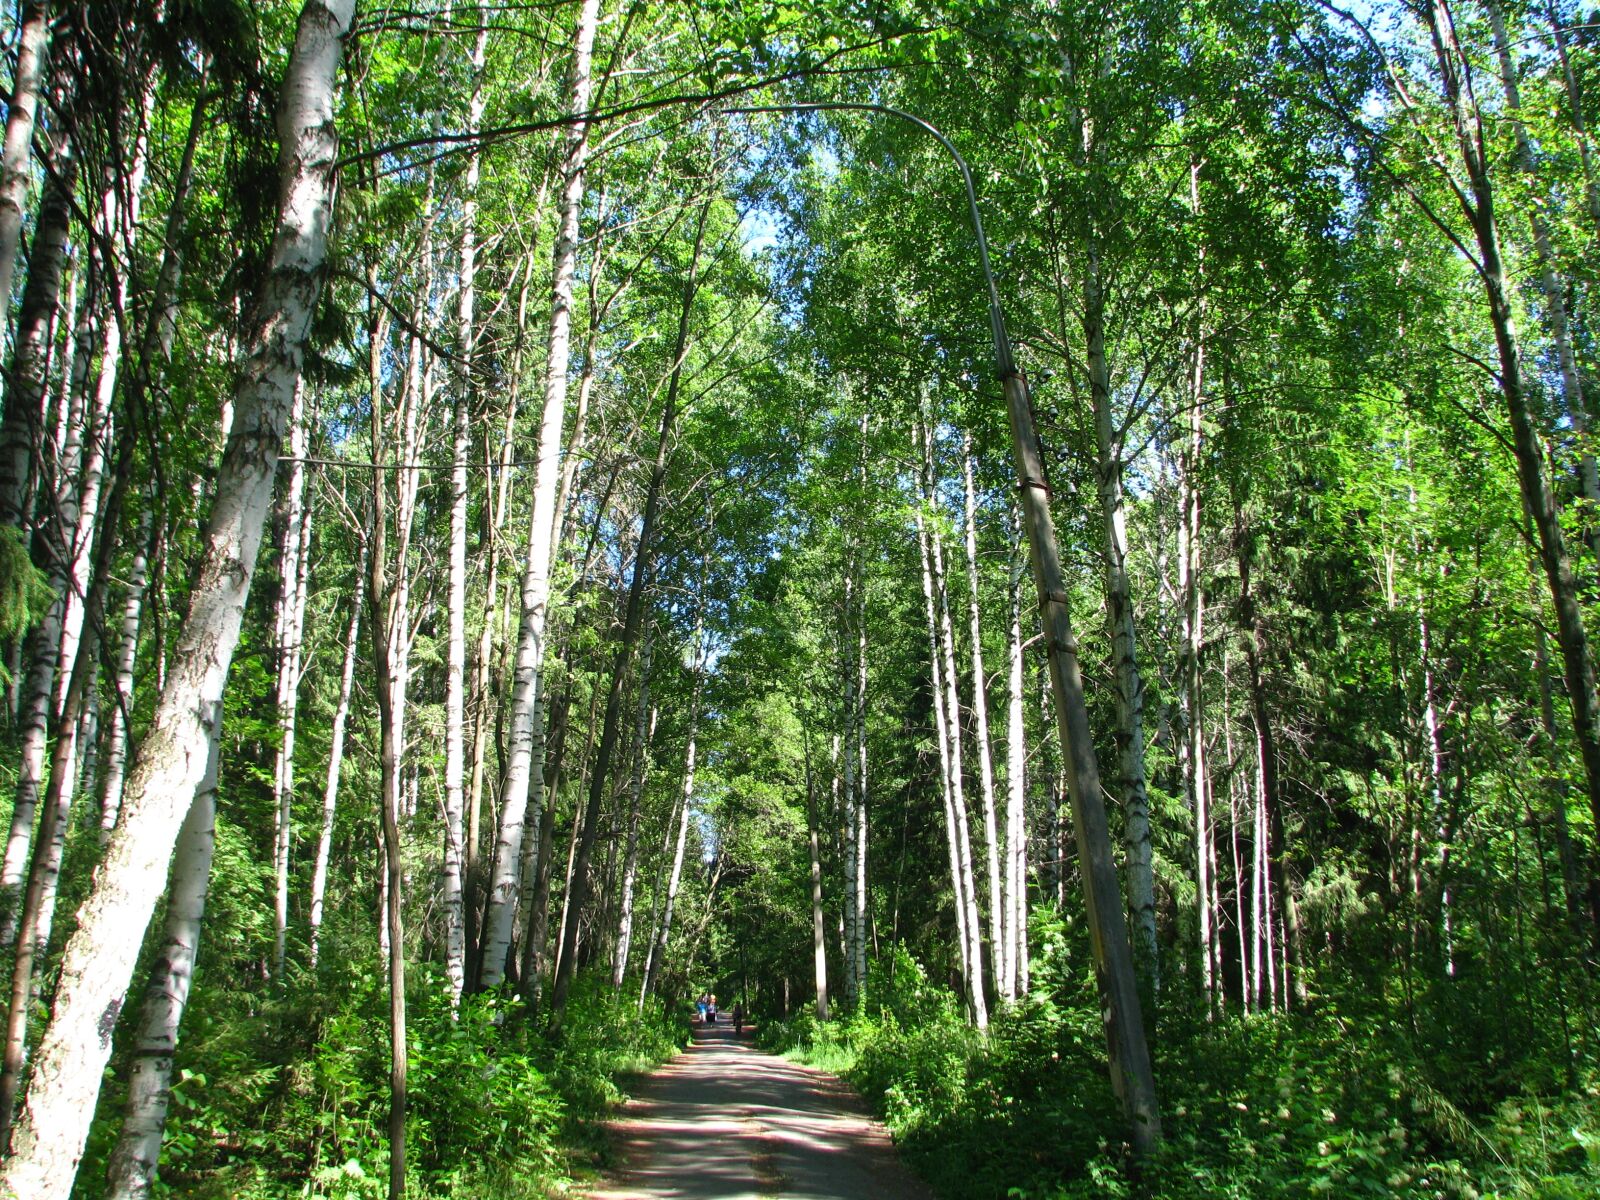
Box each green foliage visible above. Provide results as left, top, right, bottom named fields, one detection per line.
left=769, top=949, right=1600, bottom=1200
left=0, top=524, right=52, bottom=666
left=79, top=967, right=683, bottom=1200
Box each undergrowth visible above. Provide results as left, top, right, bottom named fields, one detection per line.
left=762, top=938, right=1600, bottom=1200
left=75, top=966, right=686, bottom=1199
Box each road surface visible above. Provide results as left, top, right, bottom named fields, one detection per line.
left=585, top=1020, right=934, bottom=1200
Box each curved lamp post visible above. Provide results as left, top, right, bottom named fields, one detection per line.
left=723, top=101, right=1161, bottom=1154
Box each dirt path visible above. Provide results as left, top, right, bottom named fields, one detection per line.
left=585, top=1021, right=934, bottom=1200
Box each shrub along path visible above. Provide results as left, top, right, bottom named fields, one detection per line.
left=585, top=1020, right=932, bottom=1200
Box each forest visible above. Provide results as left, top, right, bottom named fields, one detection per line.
left=0, top=0, right=1595, bottom=1196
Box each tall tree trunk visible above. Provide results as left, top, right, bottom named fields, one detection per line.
left=0, top=0, right=51, bottom=331
left=0, top=140, right=76, bottom=931
left=1421, top=0, right=1600, bottom=924
left=476, top=0, right=602, bottom=990
left=102, top=704, right=221, bottom=1200
left=1178, top=221, right=1213, bottom=1011
left=551, top=197, right=711, bottom=1019
left=802, top=719, right=831, bottom=1020
left=99, top=509, right=153, bottom=835
left=1084, top=244, right=1157, bottom=986
left=962, top=432, right=1005, bottom=997
left=612, top=634, right=654, bottom=988
left=367, top=292, right=410, bottom=1200
left=309, top=542, right=365, bottom=967
left=914, top=459, right=978, bottom=1018
left=444, top=7, right=489, bottom=1009
left=1234, top=510, right=1305, bottom=1005
left=271, top=384, right=311, bottom=980
left=924, top=419, right=988, bottom=1027
left=641, top=583, right=706, bottom=1005
left=1487, top=0, right=1600, bottom=569
left=0, top=6, right=354, bottom=1190
left=1004, top=535, right=1028, bottom=1002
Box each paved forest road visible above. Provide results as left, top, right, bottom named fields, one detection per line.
left=585, top=1021, right=934, bottom=1200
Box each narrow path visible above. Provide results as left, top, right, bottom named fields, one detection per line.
left=586, top=1021, right=934, bottom=1200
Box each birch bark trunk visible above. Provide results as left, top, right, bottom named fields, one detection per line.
left=962, top=432, right=1004, bottom=997
left=0, top=142, right=76, bottom=931
left=444, top=8, right=488, bottom=1008
left=1003, top=536, right=1028, bottom=1002
left=309, top=544, right=365, bottom=967
left=914, top=459, right=977, bottom=1018
left=477, top=0, right=602, bottom=990
left=271, top=384, right=311, bottom=979
left=924, top=423, right=988, bottom=1028
left=102, top=704, right=221, bottom=1200
left=0, top=0, right=52, bottom=332
left=802, top=720, right=831, bottom=1020
left=0, top=6, right=353, bottom=1189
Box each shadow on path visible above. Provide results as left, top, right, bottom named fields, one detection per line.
left=585, top=1021, right=933, bottom=1200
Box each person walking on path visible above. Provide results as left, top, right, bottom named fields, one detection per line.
left=732, top=1001, right=744, bottom=1036
left=707, top=994, right=717, bottom=1024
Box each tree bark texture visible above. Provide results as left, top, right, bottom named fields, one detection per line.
left=0, top=4, right=354, bottom=1190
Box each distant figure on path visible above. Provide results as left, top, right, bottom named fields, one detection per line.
left=733, top=1001, right=744, bottom=1035
left=696, top=993, right=708, bottom=1022
left=707, top=994, right=718, bottom=1024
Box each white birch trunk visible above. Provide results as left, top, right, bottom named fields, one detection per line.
left=309, top=545, right=365, bottom=967
left=0, top=6, right=354, bottom=1190
left=1004, top=541, right=1028, bottom=1002
left=443, top=9, right=488, bottom=1008
left=0, top=0, right=51, bottom=331
left=271, top=384, right=310, bottom=979
left=924, top=425, right=988, bottom=1028
left=915, top=486, right=976, bottom=1011
left=54, top=73, right=159, bottom=719
left=962, top=432, right=1004, bottom=997
left=477, top=0, right=601, bottom=990
left=99, top=510, right=153, bottom=836
left=102, top=706, right=221, bottom=1200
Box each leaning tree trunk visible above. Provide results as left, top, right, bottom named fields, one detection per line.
left=476, top=0, right=602, bottom=990
left=1487, top=0, right=1600, bottom=570
left=102, top=705, right=221, bottom=1200
left=0, top=5, right=354, bottom=1192
left=1420, top=0, right=1600, bottom=934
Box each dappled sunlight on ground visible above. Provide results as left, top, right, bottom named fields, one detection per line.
left=585, top=1022, right=932, bottom=1200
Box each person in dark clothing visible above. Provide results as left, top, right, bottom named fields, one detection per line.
left=733, top=1001, right=745, bottom=1035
